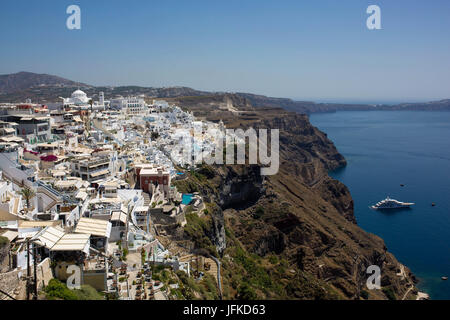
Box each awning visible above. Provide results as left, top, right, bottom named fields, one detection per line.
left=51, top=233, right=90, bottom=253
left=1, top=136, right=24, bottom=142
left=111, top=211, right=128, bottom=224
left=52, top=171, right=66, bottom=177
left=75, top=191, right=88, bottom=201
left=135, top=206, right=149, bottom=212
left=18, top=220, right=61, bottom=228
left=75, top=217, right=111, bottom=238
left=55, top=180, right=80, bottom=188
left=35, top=226, right=65, bottom=249
left=90, top=169, right=110, bottom=178
left=1, top=230, right=18, bottom=242
left=34, top=226, right=90, bottom=253
left=37, top=142, right=58, bottom=148
left=90, top=197, right=121, bottom=204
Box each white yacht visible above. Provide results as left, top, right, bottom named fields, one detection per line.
left=371, top=196, right=415, bottom=210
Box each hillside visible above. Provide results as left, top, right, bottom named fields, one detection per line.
left=0, top=72, right=90, bottom=94
left=234, top=92, right=378, bottom=113
left=162, top=95, right=419, bottom=300
left=1, top=72, right=449, bottom=112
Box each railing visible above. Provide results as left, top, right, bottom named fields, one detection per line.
left=36, top=181, right=76, bottom=205
left=36, top=181, right=61, bottom=199
left=77, top=158, right=110, bottom=167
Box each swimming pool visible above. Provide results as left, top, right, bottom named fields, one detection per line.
left=182, top=194, right=193, bottom=205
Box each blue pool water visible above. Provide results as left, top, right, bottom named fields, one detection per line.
left=310, top=111, right=450, bottom=300
left=182, top=194, right=193, bottom=205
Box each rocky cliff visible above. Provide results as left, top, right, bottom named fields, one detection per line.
left=170, top=94, right=418, bottom=300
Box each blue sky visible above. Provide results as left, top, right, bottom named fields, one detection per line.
left=1, top=0, right=449, bottom=103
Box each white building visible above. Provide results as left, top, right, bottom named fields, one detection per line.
left=62, top=90, right=106, bottom=111
left=110, top=96, right=146, bottom=115
left=63, top=89, right=90, bottom=106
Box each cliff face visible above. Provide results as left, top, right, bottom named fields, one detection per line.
left=170, top=94, right=418, bottom=300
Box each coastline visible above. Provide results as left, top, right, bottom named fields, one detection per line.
left=310, top=110, right=450, bottom=300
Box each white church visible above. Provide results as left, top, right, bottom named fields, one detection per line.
left=62, top=89, right=107, bottom=111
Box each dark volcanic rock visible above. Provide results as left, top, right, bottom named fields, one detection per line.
left=169, top=94, right=417, bottom=300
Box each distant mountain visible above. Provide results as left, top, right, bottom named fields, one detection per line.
left=0, top=71, right=90, bottom=94
left=0, top=72, right=211, bottom=103
left=235, top=93, right=450, bottom=113
left=389, top=99, right=450, bottom=111
left=0, top=71, right=449, bottom=112
left=92, top=85, right=210, bottom=99
left=234, top=93, right=378, bottom=113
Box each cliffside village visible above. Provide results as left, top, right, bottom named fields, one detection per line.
left=0, top=89, right=224, bottom=300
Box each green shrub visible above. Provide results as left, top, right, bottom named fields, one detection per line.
left=197, top=165, right=215, bottom=179
left=254, top=206, right=265, bottom=219
left=184, top=213, right=218, bottom=257
left=152, top=273, right=161, bottom=281
left=382, top=287, right=396, bottom=300
left=268, top=255, right=278, bottom=265
left=237, top=282, right=257, bottom=300
left=73, top=285, right=104, bottom=300
left=233, top=246, right=271, bottom=288
left=0, top=236, right=9, bottom=247
left=45, top=279, right=78, bottom=300
left=173, top=179, right=199, bottom=193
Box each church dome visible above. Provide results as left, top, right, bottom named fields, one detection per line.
left=70, top=89, right=89, bottom=104
left=72, top=89, right=87, bottom=98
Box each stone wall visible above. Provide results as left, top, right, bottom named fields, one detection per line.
left=36, top=258, right=53, bottom=291
left=150, top=208, right=185, bottom=225
left=0, top=268, right=26, bottom=300
left=0, top=241, right=10, bottom=273
left=83, top=270, right=106, bottom=291
left=0, top=258, right=53, bottom=300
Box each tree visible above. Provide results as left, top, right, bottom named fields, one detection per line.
left=19, top=186, right=35, bottom=211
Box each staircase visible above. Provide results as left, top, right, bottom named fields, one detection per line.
left=142, top=192, right=151, bottom=206
left=36, top=181, right=65, bottom=211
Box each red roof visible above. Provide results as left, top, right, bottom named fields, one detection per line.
left=40, top=155, right=58, bottom=162
left=24, top=149, right=40, bottom=156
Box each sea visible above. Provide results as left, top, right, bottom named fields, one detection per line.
left=309, top=111, right=450, bottom=300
